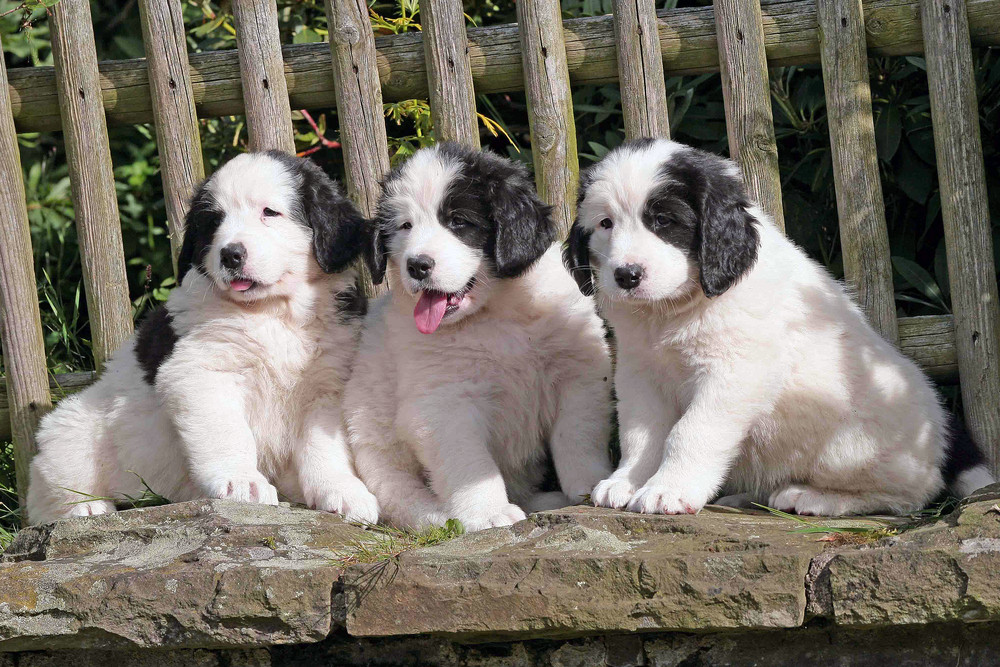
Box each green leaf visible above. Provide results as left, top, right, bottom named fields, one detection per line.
left=587, top=141, right=609, bottom=159
left=892, top=255, right=948, bottom=311
left=934, top=239, right=951, bottom=302
left=875, top=106, right=902, bottom=162
left=896, top=145, right=933, bottom=204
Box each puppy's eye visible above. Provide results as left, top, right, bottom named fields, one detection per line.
left=262, top=207, right=281, bottom=217
left=599, top=218, right=614, bottom=230
left=400, top=221, right=412, bottom=231
left=450, top=218, right=469, bottom=229
left=653, top=215, right=670, bottom=228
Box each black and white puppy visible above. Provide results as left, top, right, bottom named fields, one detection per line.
left=27, top=152, right=378, bottom=524
left=567, top=138, right=995, bottom=516
left=344, top=143, right=613, bottom=532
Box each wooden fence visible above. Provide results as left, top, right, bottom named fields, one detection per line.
left=1, top=0, right=1000, bottom=509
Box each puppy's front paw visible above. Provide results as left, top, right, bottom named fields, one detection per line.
left=68, top=499, right=116, bottom=518
left=459, top=503, right=527, bottom=532
left=627, top=484, right=705, bottom=515
left=306, top=479, right=379, bottom=524
left=769, top=485, right=860, bottom=517
left=207, top=472, right=279, bottom=506
left=591, top=477, right=636, bottom=509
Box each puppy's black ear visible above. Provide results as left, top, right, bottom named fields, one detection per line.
left=298, top=158, right=367, bottom=274
left=178, top=181, right=221, bottom=285
left=669, top=151, right=759, bottom=298
left=698, top=183, right=759, bottom=298
left=364, top=220, right=388, bottom=286
left=564, top=219, right=594, bottom=296
left=483, top=156, right=555, bottom=278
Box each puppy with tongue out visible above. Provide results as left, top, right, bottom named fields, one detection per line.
left=344, top=143, right=614, bottom=533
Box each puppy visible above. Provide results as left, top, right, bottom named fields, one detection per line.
left=343, top=143, right=613, bottom=532
left=567, top=138, right=995, bottom=516
left=27, top=152, right=378, bottom=525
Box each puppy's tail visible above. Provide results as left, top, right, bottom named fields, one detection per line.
left=943, top=413, right=996, bottom=497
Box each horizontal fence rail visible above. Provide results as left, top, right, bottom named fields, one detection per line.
left=5, top=0, right=1000, bottom=132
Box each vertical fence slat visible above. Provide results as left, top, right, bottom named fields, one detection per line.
left=612, top=0, right=670, bottom=140
left=922, top=0, right=1000, bottom=474
left=0, top=34, right=51, bottom=513
left=516, top=0, right=578, bottom=237
left=713, top=0, right=785, bottom=231
left=138, top=0, right=205, bottom=277
left=818, top=0, right=898, bottom=343
left=325, top=0, right=390, bottom=218
left=232, top=0, right=295, bottom=153
left=50, top=0, right=133, bottom=370
left=326, top=0, right=391, bottom=296
left=420, top=0, right=480, bottom=147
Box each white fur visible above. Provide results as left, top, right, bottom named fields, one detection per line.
left=27, top=153, right=376, bottom=525
left=344, top=149, right=613, bottom=532
left=582, top=139, right=994, bottom=517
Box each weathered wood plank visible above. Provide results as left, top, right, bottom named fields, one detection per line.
left=922, top=0, right=1000, bottom=473
left=420, top=0, right=479, bottom=147
left=7, top=0, right=1000, bottom=132
left=517, top=0, right=579, bottom=238
left=50, top=0, right=133, bottom=371
left=326, top=0, right=391, bottom=217
left=0, top=34, right=51, bottom=510
left=231, top=0, right=295, bottom=152
left=138, top=0, right=205, bottom=276
left=714, top=0, right=785, bottom=231
left=612, top=0, right=671, bottom=139
left=818, top=0, right=897, bottom=343
left=897, top=315, right=958, bottom=382
left=325, top=0, right=390, bottom=296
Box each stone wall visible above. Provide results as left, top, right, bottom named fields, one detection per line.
left=8, top=623, right=1000, bottom=666
left=3, top=485, right=1000, bottom=665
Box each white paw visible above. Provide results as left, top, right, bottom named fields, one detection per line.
left=626, top=484, right=705, bottom=515
left=459, top=503, right=527, bottom=532
left=68, top=499, right=116, bottom=518
left=591, top=477, right=636, bottom=509
left=769, top=485, right=808, bottom=512
left=769, top=485, right=858, bottom=517
left=207, top=472, right=279, bottom=505
left=306, top=479, right=379, bottom=525
left=406, top=510, right=451, bottom=530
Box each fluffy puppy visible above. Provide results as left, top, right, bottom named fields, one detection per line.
left=27, top=152, right=378, bottom=525
left=343, top=143, right=613, bottom=532
left=567, top=138, right=995, bottom=516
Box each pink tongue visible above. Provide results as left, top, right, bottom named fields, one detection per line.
left=230, top=279, right=253, bottom=292
left=414, top=291, right=448, bottom=334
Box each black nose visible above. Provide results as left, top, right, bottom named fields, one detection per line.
left=614, top=263, right=644, bottom=289
left=220, top=242, right=247, bottom=271
left=407, top=254, right=435, bottom=280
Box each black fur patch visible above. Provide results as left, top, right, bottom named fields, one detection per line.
left=368, top=142, right=555, bottom=284
left=437, top=169, right=493, bottom=251
left=334, top=281, right=368, bottom=322
left=641, top=175, right=699, bottom=256
left=134, top=305, right=178, bottom=385
left=177, top=183, right=223, bottom=284
left=942, top=413, right=987, bottom=487
left=564, top=220, right=594, bottom=295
